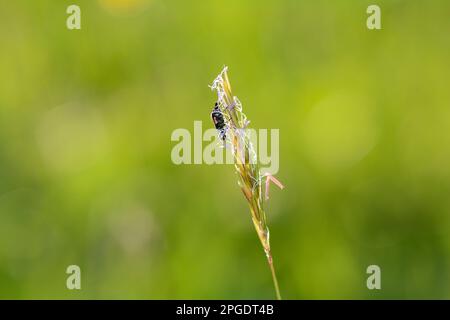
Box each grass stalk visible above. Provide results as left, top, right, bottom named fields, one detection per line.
left=210, top=66, right=283, bottom=300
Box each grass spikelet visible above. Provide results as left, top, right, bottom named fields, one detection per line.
left=210, top=66, right=283, bottom=300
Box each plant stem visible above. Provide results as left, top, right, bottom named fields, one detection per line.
left=267, top=251, right=282, bottom=300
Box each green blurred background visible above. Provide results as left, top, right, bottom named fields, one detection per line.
left=0, top=0, right=449, bottom=299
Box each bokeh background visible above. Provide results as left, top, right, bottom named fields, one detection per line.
left=0, top=0, right=449, bottom=299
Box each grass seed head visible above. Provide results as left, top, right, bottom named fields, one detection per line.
left=209, top=66, right=283, bottom=299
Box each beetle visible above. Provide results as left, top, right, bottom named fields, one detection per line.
left=211, top=102, right=227, bottom=141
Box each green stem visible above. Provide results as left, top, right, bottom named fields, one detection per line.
left=267, top=251, right=282, bottom=300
